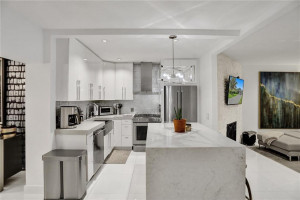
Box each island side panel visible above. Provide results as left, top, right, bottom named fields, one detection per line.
left=146, top=147, right=245, bottom=200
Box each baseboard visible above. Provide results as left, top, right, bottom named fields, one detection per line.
left=114, top=146, right=132, bottom=151
left=24, top=184, right=44, bottom=194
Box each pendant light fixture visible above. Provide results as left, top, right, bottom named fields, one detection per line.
left=169, top=35, right=177, bottom=78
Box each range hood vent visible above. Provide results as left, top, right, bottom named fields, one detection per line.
left=141, top=62, right=153, bottom=92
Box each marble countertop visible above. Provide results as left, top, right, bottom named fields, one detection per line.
left=146, top=123, right=244, bottom=148
left=55, top=121, right=105, bottom=135
left=91, top=114, right=134, bottom=120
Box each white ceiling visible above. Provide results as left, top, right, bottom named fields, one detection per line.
left=223, top=6, right=300, bottom=65
left=2, top=1, right=298, bottom=63
left=2, top=1, right=288, bottom=29
left=77, top=35, right=225, bottom=62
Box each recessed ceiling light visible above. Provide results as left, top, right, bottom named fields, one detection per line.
left=102, top=39, right=107, bottom=43
left=83, top=58, right=87, bottom=61
left=117, top=58, right=121, bottom=61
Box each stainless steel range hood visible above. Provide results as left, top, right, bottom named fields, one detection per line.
left=141, top=62, right=153, bottom=92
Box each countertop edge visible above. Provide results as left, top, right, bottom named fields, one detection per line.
left=55, top=121, right=105, bottom=135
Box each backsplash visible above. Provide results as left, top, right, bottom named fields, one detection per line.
left=56, top=94, right=161, bottom=119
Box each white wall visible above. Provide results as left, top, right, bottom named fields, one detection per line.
left=198, top=53, right=218, bottom=130
left=25, top=63, right=55, bottom=191
left=1, top=4, right=56, bottom=193
left=217, top=54, right=243, bottom=141
left=242, top=64, right=300, bottom=132
left=0, top=4, right=43, bottom=63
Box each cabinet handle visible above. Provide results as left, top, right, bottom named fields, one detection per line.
left=89, top=83, right=93, bottom=100
left=103, top=87, right=106, bottom=100
left=99, top=85, right=102, bottom=99
left=76, top=80, right=80, bottom=100
left=125, top=87, right=126, bottom=99
left=122, top=87, right=124, bottom=100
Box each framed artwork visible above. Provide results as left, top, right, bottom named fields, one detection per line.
left=260, top=72, right=300, bottom=128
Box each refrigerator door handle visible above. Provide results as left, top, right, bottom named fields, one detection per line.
left=181, top=90, right=183, bottom=109
left=177, top=91, right=179, bottom=110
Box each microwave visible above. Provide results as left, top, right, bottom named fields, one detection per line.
left=99, top=106, right=114, bottom=116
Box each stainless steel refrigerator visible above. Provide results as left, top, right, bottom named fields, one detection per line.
left=164, top=85, right=197, bottom=122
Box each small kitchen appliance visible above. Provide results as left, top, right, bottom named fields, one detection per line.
left=60, top=106, right=80, bottom=129
left=99, top=106, right=114, bottom=116
left=113, top=103, right=122, bottom=115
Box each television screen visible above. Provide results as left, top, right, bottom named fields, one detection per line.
left=227, top=76, right=244, bottom=105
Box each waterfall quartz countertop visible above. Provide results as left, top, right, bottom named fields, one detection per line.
left=92, top=114, right=134, bottom=121
left=146, top=123, right=246, bottom=200
left=146, top=123, right=243, bottom=148
left=55, top=121, right=105, bottom=135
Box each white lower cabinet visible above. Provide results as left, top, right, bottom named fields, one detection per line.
left=122, top=124, right=132, bottom=136
left=121, top=120, right=133, bottom=147
left=104, top=133, right=109, bottom=159
left=122, top=135, right=132, bottom=147
left=87, top=133, right=94, bottom=180
left=112, top=119, right=133, bottom=147
left=104, top=130, right=114, bottom=160
left=113, top=120, right=122, bottom=146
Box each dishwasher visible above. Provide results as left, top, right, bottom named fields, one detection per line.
left=102, top=120, right=113, bottom=160
left=93, top=127, right=105, bottom=174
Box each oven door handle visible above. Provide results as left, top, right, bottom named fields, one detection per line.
left=133, top=123, right=149, bottom=126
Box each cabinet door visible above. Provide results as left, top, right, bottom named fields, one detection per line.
left=122, top=124, right=132, bottom=136
left=96, top=62, right=103, bottom=100
left=110, top=129, right=115, bottom=149
left=115, top=63, right=124, bottom=100
left=115, top=63, right=133, bottom=100
left=123, top=63, right=133, bottom=100
left=113, top=120, right=122, bottom=146
left=104, top=134, right=108, bottom=159
left=102, top=62, right=116, bottom=100
left=122, top=135, right=132, bottom=147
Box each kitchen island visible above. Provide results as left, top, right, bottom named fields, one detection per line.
left=146, top=123, right=246, bottom=200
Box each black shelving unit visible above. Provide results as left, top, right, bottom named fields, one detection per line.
left=3, top=59, right=26, bottom=170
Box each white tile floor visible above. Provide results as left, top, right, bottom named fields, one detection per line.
left=1, top=148, right=300, bottom=200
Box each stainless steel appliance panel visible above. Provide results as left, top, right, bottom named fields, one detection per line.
left=181, top=86, right=197, bottom=122
left=93, top=128, right=104, bottom=173
left=133, top=123, right=148, bottom=145
left=43, top=150, right=87, bottom=200
left=99, top=106, right=114, bottom=116
left=164, top=85, right=181, bottom=122
left=164, top=85, right=197, bottom=122
left=60, top=106, right=79, bottom=129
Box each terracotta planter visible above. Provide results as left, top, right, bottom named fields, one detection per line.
left=173, top=119, right=186, bottom=133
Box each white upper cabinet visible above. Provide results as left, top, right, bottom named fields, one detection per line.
left=56, top=38, right=133, bottom=101
left=115, top=63, right=133, bottom=100
left=102, top=62, right=116, bottom=100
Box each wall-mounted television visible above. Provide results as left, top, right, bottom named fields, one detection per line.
left=227, top=76, right=244, bottom=105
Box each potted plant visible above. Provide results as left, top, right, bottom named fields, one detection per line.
left=173, top=107, right=186, bottom=133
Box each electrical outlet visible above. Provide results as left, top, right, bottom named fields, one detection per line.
left=131, top=108, right=134, bottom=112
left=206, top=113, right=209, bottom=120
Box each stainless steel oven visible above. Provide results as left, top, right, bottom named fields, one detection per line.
left=132, top=114, right=161, bottom=152
left=133, top=123, right=148, bottom=145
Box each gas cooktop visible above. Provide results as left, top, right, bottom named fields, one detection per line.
left=133, top=114, right=162, bottom=123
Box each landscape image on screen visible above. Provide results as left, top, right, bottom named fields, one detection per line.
left=228, top=76, right=244, bottom=105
